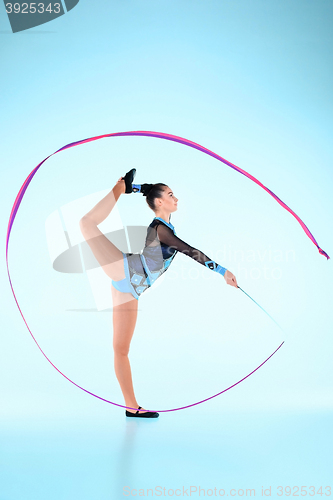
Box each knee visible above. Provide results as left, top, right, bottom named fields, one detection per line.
left=79, top=215, right=94, bottom=237
left=79, top=215, right=90, bottom=230
left=113, top=341, right=130, bottom=357
left=79, top=216, right=87, bottom=233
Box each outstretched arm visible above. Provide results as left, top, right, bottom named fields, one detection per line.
left=156, top=223, right=238, bottom=287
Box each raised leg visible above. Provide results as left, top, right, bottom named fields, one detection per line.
left=79, top=179, right=126, bottom=281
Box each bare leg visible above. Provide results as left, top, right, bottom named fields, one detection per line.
left=80, top=177, right=147, bottom=411
left=82, top=178, right=125, bottom=225
left=112, top=286, right=148, bottom=413
left=79, top=178, right=126, bottom=281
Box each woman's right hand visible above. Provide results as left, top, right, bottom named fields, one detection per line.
left=224, top=270, right=238, bottom=288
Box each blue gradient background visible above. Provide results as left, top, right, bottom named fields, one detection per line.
left=1, top=1, right=332, bottom=498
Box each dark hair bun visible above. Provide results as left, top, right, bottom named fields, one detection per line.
left=141, top=183, right=154, bottom=197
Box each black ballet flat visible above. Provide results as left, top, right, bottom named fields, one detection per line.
left=125, top=406, right=159, bottom=418
left=122, top=168, right=136, bottom=194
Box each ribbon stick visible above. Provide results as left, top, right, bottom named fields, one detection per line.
left=237, top=285, right=284, bottom=332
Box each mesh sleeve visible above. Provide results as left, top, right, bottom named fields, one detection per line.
left=156, top=223, right=227, bottom=274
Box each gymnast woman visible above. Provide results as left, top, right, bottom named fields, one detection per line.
left=79, top=169, right=238, bottom=418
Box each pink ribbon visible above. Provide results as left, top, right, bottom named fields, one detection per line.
left=6, top=130, right=328, bottom=412
left=6, top=130, right=329, bottom=260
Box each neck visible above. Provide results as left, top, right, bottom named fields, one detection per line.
left=154, top=210, right=171, bottom=223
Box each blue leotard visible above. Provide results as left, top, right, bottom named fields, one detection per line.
left=112, top=217, right=227, bottom=299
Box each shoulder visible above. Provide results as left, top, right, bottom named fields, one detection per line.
left=149, top=219, right=170, bottom=231
left=148, top=219, right=177, bottom=238
left=151, top=218, right=176, bottom=231
left=148, top=220, right=161, bottom=235
left=149, top=219, right=160, bottom=228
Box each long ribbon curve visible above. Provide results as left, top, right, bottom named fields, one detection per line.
left=7, top=129, right=325, bottom=412
left=6, top=130, right=329, bottom=260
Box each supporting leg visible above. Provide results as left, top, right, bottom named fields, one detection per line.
left=112, top=286, right=148, bottom=413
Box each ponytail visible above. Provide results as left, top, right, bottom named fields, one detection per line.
left=142, top=183, right=167, bottom=210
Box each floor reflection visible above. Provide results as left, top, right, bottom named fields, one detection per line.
left=112, top=416, right=160, bottom=495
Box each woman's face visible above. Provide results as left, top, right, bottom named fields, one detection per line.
left=156, top=186, right=178, bottom=212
